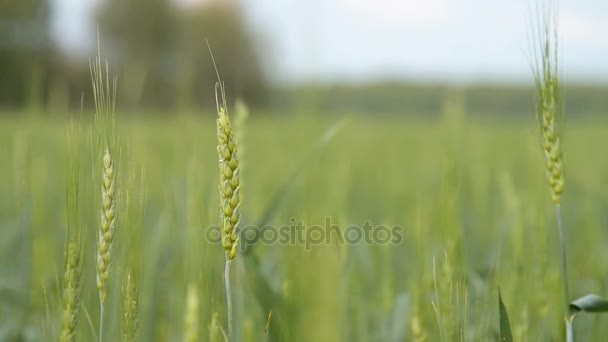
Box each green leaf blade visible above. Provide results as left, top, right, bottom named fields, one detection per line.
left=498, top=288, right=513, bottom=342
left=570, top=294, right=608, bottom=317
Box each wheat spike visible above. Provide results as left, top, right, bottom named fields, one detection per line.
left=60, top=239, right=83, bottom=342
left=97, top=145, right=116, bottom=303
left=217, top=106, right=240, bottom=261
left=121, top=271, right=139, bottom=341
left=534, top=10, right=564, bottom=204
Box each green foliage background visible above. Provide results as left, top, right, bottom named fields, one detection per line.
left=2, top=0, right=608, bottom=340
left=1, top=102, right=608, bottom=340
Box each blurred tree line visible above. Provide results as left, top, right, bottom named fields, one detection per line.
left=2, top=0, right=608, bottom=117
left=0, top=0, right=269, bottom=112
left=0, top=0, right=51, bottom=108
left=280, top=82, right=608, bottom=119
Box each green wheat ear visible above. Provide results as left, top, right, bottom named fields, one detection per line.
left=61, top=123, right=84, bottom=342
left=533, top=13, right=564, bottom=204
left=208, top=42, right=240, bottom=341
left=61, top=238, right=83, bottom=342
left=121, top=165, right=144, bottom=342
left=121, top=271, right=139, bottom=341
left=97, top=145, right=116, bottom=302
left=90, top=45, right=119, bottom=342
left=217, top=105, right=240, bottom=261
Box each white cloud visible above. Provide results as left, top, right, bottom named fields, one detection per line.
left=52, top=0, right=97, bottom=54
left=560, top=10, right=608, bottom=43
left=337, top=0, right=450, bottom=29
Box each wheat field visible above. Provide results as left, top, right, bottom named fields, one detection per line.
left=1, top=105, right=608, bottom=341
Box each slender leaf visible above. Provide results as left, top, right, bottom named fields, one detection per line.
left=570, top=294, right=608, bottom=317
left=498, top=288, right=513, bottom=342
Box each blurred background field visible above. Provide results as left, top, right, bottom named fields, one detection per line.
left=2, top=0, right=608, bottom=341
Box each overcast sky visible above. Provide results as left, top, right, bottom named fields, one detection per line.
left=52, top=0, right=608, bottom=83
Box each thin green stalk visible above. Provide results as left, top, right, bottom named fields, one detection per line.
left=556, top=204, right=573, bottom=341
left=566, top=317, right=573, bottom=342
left=224, top=259, right=233, bottom=341
left=82, top=306, right=99, bottom=342
left=99, top=304, right=104, bottom=342
left=555, top=204, right=570, bottom=310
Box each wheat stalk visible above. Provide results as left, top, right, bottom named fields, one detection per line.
left=121, top=271, right=139, bottom=341
left=61, top=239, right=83, bottom=342
left=217, top=105, right=240, bottom=261
left=121, top=166, right=143, bottom=342
left=97, top=146, right=116, bottom=302
left=534, top=16, right=564, bottom=206
left=96, top=146, right=116, bottom=341
left=216, top=91, right=240, bottom=341
left=90, top=40, right=118, bottom=342
left=61, top=123, right=84, bottom=342
left=532, top=4, right=571, bottom=340
left=207, top=39, right=241, bottom=342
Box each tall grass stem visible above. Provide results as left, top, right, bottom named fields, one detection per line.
left=225, top=259, right=234, bottom=341
left=555, top=204, right=569, bottom=308
left=566, top=317, right=573, bottom=342
left=99, top=304, right=104, bottom=342
left=556, top=203, right=573, bottom=341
